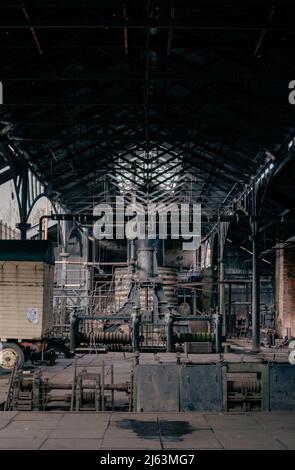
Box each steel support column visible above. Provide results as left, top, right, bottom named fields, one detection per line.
left=15, top=161, right=31, bottom=240
left=228, top=283, right=232, bottom=333
left=218, top=222, right=229, bottom=337
left=219, top=257, right=225, bottom=335
left=16, top=221, right=31, bottom=240
left=251, top=183, right=260, bottom=351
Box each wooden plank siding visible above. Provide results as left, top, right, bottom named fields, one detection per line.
left=0, top=261, right=53, bottom=340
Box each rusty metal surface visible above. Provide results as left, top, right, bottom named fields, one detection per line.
left=181, top=365, right=223, bottom=411
left=134, top=363, right=223, bottom=412
left=134, top=364, right=179, bottom=412
left=269, top=364, right=295, bottom=410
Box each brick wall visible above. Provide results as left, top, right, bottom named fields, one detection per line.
left=275, top=247, right=295, bottom=338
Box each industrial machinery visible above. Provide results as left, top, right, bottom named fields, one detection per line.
left=69, top=312, right=220, bottom=354
left=4, top=362, right=131, bottom=412
left=0, top=236, right=222, bottom=375
left=68, top=239, right=222, bottom=354
left=132, top=359, right=295, bottom=412
left=4, top=353, right=295, bottom=413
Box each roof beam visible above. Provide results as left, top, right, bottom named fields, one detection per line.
left=0, top=20, right=293, bottom=32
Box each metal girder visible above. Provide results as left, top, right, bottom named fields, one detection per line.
left=1, top=70, right=295, bottom=80
left=2, top=114, right=293, bottom=129
left=10, top=131, right=284, bottom=146
left=2, top=94, right=291, bottom=107
left=0, top=19, right=294, bottom=32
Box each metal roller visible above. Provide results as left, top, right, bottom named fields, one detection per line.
left=173, top=332, right=214, bottom=343
left=81, top=331, right=132, bottom=345
left=227, top=380, right=261, bottom=393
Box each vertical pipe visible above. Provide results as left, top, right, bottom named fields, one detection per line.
left=166, top=310, right=174, bottom=352
left=70, top=315, right=79, bottom=353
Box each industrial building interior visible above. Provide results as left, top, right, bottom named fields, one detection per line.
left=0, top=0, right=295, bottom=452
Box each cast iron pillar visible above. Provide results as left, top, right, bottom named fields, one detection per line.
left=16, top=161, right=31, bottom=239
left=219, top=257, right=225, bottom=336
left=251, top=182, right=260, bottom=352
left=218, top=221, right=229, bottom=337
left=16, top=222, right=31, bottom=240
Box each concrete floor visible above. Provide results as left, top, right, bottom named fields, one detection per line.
left=0, top=345, right=293, bottom=450
left=0, top=410, right=294, bottom=450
